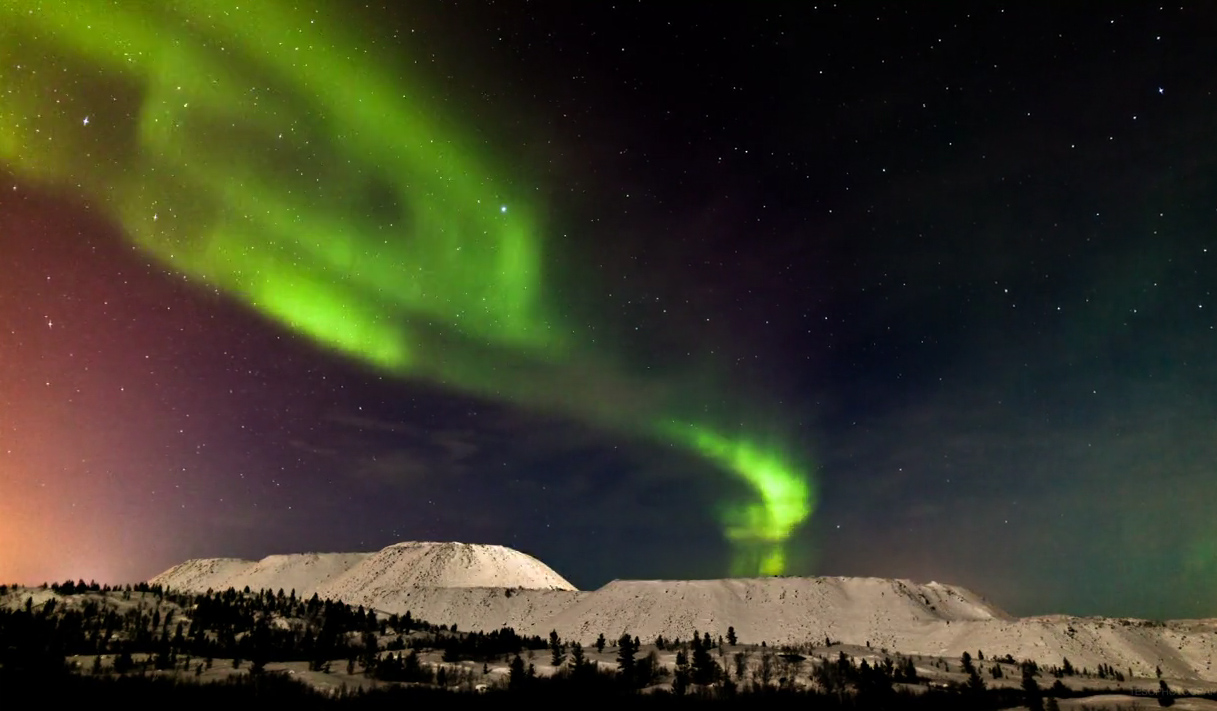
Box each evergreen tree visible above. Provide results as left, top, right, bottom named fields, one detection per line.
left=691, top=632, right=720, bottom=686
left=616, top=633, right=637, bottom=686
left=360, top=630, right=379, bottom=670
left=673, top=650, right=690, bottom=695
left=508, top=654, right=527, bottom=690
left=595, top=633, right=606, bottom=653
left=733, top=651, right=749, bottom=681
left=569, top=641, right=585, bottom=669
left=1023, top=666, right=1044, bottom=711
left=726, top=626, right=737, bottom=646
left=403, top=650, right=425, bottom=682
left=966, top=667, right=987, bottom=694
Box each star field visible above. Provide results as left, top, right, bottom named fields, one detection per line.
left=2, top=2, right=1217, bottom=619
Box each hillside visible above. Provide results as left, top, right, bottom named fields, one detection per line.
left=538, top=576, right=1008, bottom=646
left=149, top=557, right=263, bottom=592
left=147, top=541, right=1217, bottom=682
left=907, top=616, right=1217, bottom=683
left=9, top=583, right=1215, bottom=706
left=316, top=541, right=577, bottom=596
left=236, top=553, right=372, bottom=595
left=151, top=541, right=575, bottom=599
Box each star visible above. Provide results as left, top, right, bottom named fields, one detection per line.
left=82, top=116, right=89, bottom=126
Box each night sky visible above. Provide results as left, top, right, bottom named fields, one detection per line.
left=3, top=2, right=1216, bottom=620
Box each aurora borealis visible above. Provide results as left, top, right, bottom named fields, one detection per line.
left=1, top=0, right=555, bottom=365
left=3, top=3, right=1217, bottom=619
left=1, top=0, right=812, bottom=578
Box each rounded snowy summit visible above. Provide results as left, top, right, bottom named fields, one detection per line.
left=317, top=541, right=578, bottom=596
left=151, top=541, right=577, bottom=597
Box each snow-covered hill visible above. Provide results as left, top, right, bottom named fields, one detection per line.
left=151, top=553, right=367, bottom=594
left=148, top=541, right=1217, bottom=682
left=537, top=576, right=1008, bottom=646
left=315, top=541, right=577, bottom=597
left=150, top=541, right=575, bottom=598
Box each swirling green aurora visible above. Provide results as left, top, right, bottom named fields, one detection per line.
left=0, top=1, right=814, bottom=575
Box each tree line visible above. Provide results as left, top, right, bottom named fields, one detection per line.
left=2, top=583, right=1209, bottom=708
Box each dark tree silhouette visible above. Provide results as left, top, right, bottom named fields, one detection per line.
left=615, top=633, right=636, bottom=686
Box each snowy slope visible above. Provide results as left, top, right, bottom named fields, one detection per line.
left=539, top=576, right=1008, bottom=646
left=907, top=616, right=1217, bottom=683
left=340, top=586, right=585, bottom=632
left=147, top=542, right=1217, bottom=682
left=315, top=541, right=576, bottom=600
left=225, top=552, right=369, bottom=596
left=151, top=541, right=575, bottom=600
left=149, top=557, right=259, bottom=592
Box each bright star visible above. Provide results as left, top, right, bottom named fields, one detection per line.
left=500, top=205, right=507, bottom=213
left=82, top=116, right=89, bottom=126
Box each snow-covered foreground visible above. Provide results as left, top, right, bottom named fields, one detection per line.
left=150, top=541, right=1217, bottom=682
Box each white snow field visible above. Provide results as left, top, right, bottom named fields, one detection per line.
left=150, top=541, right=1217, bottom=682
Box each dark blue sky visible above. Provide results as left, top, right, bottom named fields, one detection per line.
left=3, top=3, right=1216, bottom=619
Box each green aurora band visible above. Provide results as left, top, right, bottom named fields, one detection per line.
left=0, top=1, right=814, bottom=575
